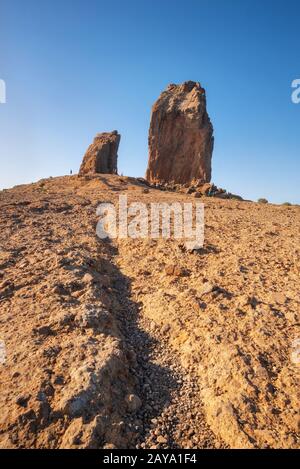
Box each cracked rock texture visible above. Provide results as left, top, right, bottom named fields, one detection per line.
left=146, top=81, right=214, bottom=185
left=79, top=131, right=120, bottom=175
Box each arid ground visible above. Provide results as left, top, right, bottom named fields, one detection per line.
left=0, top=174, right=299, bottom=449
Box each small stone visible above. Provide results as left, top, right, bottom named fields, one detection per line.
left=72, top=290, right=84, bottom=298
left=103, top=443, right=117, bottom=449
left=157, top=435, right=168, bottom=444
left=173, top=266, right=184, bottom=277
left=161, top=323, right=171, bottom=334
left=191, top=300, right=200, bottom=312
left=126, top=394, right=142, bottom=413
left=16, top=395, right=30, bottom=407
left=165, top=265, right=175, bottom=275
left=199, top=282, right=215, bottom=296
left=82, top=273, right=94, bottom=284
left=165, top=265, right=184, bottom=276
left=253, top=364, right=269, bottom=380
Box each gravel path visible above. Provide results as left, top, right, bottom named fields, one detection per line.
left=114, top=268, right=222, bottom=449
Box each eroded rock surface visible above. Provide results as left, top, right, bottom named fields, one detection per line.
left=146, top=81, right=214, bottom=185
left=79, top=131, right=120, bottom=175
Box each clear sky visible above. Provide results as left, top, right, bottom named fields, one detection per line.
left=0, top=0, right=299, bottom=203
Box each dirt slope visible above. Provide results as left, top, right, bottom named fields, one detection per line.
left=0, top=174, right=299, bottom=448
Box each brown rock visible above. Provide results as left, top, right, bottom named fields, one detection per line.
left=103, top=443, right=117, bottom=449
left=165, top=265, right=175, bottom=275
left=82, top=273, right=94, bottom=284
left=79, top=131, right=120, bottom=175
left=165, top=265, right=184, bottom=276
left=198, top=183, right=214, bottom=195
left=146, top=81, right=214, bottom=185
left=157, top=435, right=168, bottom=444
left=174, top=266, right=182, bottom=276
left=16, top=395, right=31, bottom=408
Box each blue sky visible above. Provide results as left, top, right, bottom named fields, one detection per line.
left=0, top=0, right=299, bottom=203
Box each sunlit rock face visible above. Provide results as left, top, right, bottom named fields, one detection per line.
left=79, top=131, right=120, bottom=175
left=146, top=81, right=214, bottom=185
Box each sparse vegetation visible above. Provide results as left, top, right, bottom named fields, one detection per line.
left=258, top=198, right=268, bottom=204
left=282, top=202, right=292, bottom=206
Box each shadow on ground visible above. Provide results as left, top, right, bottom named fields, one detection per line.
left=97, top=238, right=180, bottom=448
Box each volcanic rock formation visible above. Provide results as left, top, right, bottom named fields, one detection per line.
left=146, top=81, right=214, bottom=185
left=79, top=131, right=120, bottom=175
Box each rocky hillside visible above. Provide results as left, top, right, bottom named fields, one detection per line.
left=0, top=174, right=299, bottom=448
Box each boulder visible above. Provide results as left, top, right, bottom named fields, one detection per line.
left=146, top=81, right=214, bottom=185
left=197, top=182, right=215, bottom=195
left=79, top=131, right=120, bottom=175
